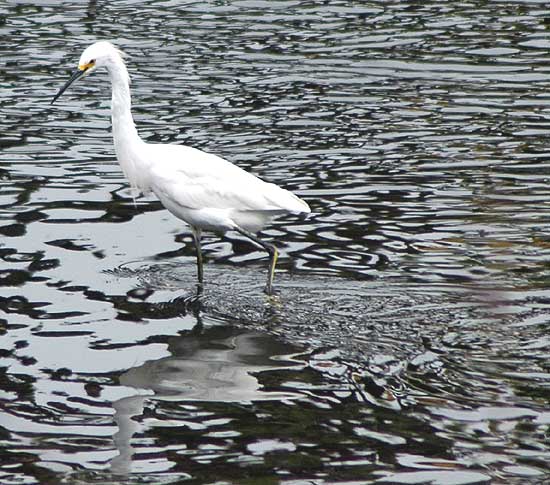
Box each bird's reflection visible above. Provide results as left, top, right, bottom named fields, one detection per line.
left=110, top=394, right=147, bottom=475
left=109, top=322, right=303, bottom=474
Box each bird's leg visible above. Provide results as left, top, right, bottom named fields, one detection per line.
left=191, top=227, right=203, bottom=291
left=235, top=228, right=279, bottom=295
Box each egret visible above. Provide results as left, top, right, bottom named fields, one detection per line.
left=51, top=41, right=310, bottom=295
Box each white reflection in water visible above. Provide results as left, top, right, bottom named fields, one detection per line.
left=109, top=327, right=303, bottom=474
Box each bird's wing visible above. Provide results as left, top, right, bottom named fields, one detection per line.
left=148, top=145, right=309, bottom=213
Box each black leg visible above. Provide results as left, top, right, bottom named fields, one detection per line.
left=191, top=227, right=203, bottom=288
left=235, top=227, right=278, bottom=295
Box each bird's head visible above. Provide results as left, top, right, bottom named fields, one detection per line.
left=51, top=41, right=125, bottom=105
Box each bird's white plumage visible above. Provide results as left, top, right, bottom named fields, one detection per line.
left=76, top=42, right=310, bottom=230
left=146, top=144, right=309, bottom=232
left=53, top=40, right=310, bottom=293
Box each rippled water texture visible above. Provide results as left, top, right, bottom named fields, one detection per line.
left=1, top=1, right=550, bottom=484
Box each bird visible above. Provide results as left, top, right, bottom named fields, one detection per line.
left=51, top=41, right=310, bottom=295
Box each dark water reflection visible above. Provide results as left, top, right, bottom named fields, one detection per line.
left=1, top=1, right=550, bottom=484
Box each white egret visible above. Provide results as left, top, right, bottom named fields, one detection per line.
left=51, top=41, right=310, bottom=295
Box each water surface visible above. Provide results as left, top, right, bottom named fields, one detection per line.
left=1, top=1, right=549, bottom=484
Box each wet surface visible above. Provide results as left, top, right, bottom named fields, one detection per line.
left=1, top=1, right=550, bottom=484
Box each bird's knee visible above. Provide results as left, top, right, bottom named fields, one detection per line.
left=266, top=244, right=277, bottom=257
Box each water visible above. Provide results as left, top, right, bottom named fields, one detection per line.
left=1, top=1, right=549, bottom=483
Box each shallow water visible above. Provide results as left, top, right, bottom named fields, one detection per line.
left=1, top=1, right=550, bottom=484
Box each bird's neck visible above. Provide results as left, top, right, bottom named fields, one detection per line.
left=108, top=60, right=149, bottom=191
left=110, top=61, right=140, bottom=144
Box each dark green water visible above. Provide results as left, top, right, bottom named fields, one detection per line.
left=1, top=1, right=549, bottom=484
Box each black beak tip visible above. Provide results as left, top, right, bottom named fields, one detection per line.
left=51, top=68, right=85, bottom=107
